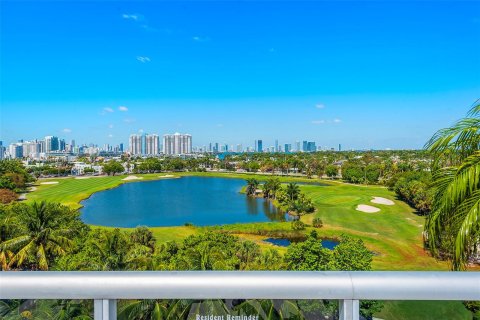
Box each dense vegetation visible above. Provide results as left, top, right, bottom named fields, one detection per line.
left=0, top=201, right=380, bottom=319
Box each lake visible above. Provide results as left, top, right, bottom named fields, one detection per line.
left=81, top=176, right=288, bottom=227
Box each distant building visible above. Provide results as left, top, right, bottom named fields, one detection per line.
left=339, top=144, right=342, bottom=152
left=295, top=141, right=301, bottom=152
left=0, top=141, right=4, bottom=160
left=285, top=144, right=292, bottom=153
left=145, top=134, right=160, bottom=155
left=163, top=133, right=192, bottom=155
left=256, top=140, right=263, bottom=153
left=9, top=143, right=23, bottom=159
left=129, top=134, right=143, bottom=155
left=275, top=139, right=279, bottom=152
left=307, top=142, right=316, bottom=152
left=45, top=136, right=59, bottom=153
left=119, top=143, right=124, bottom=152
left=302, top=141, right=308, bottom=152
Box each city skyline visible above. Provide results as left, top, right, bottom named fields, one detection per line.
left=1, top=1, right=479, bottom=149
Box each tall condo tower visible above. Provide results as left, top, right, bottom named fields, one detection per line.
left=129, top=134, right=143, bottom=155
left=163, top=133, right=192, bottom=155
left=145, top=134, right=160, bottom=155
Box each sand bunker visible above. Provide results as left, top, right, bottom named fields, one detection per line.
left=158, top=175, right=175, bottom=178
left=356, top=204, right=381, bottom=213
left=122, top=175, right=143, bottom=181
left=371, top=197, right=395, bottom=205
left=40, top=181, right=59, bottom=185
left=75, top=176, right=105, bottom=180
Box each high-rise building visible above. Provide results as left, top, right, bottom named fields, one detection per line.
left=339, top=144, right=342, bottom=152
left=59, top=139, right=66, bottom=152
left=45, top=136, right=59, bottom=153
left=285, top=144, right=292, bottom=153
left=129, top=134, right=143, bottom=155
left=22, top=140, right=42, bottom=158
left=295, top=141, right=301, bottom=152
left=163, top=133, right=192, bottom=155
left=236, top=144, right=243, bottom=153
left=145, top=134, right=160, bottom=155
left=256, top=140, right=263, bottom=153
left=275, top=140, right=279, bottom=152
left=302, top=141, right=308, bottom=152
left=119, top=143, right=124, bottom=152
left=0, top=141, right=4, bottom=160
left=9, top=143, right=23, bottom=159
left=307, top=142, right=316, bottom=152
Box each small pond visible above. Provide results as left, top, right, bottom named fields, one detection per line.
left=264, top=238, right=340, bottom=250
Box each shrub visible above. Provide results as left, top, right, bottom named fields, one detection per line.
left=291, top=220, right=306, bottom=231
left=312, top=217, right=323, bottom=228
left=0, top=188, right=17, bottom=204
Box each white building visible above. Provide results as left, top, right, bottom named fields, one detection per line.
left=145, top=134, right=160, bottom=155
left=163, top=133, right=192, bottom=155
left=45, top=136, right=59, bottom=153
left=129, top=134, right=143, bottom=155
left=8, top=143, right=23, bottom=159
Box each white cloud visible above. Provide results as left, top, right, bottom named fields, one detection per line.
left=108, top=124, right=114, bottom=129
left=108, top=134, right=114, bottom=138
left=62, top=128, right=72, bottom=133
left=192, top=36, right=209, bottom=42
left=124, top=118, right=135, bottom=124
left=122, top=14, right=139, bottom=21
left=311, top=120, right=326, bottom=125
left=119, top=106, right=128, bottom=112
left=102, top=107, right=114, bottom=114
left=138, top=129, right=144, bottom=133
left=333, top=118, right=342, bottom=123
left=136, top=56, right=151, bottom=63
left=315, top=104, right=325, bottom=109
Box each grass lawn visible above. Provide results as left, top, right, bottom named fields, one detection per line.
left=27, top=172, right=448, bottom=270
left=25, top=172, right=473, bottom=319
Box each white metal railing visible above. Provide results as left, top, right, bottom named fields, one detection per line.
left=1, top=271, right=479, bottom=320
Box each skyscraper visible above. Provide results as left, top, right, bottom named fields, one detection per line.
left=145, top=134, right=160, bottom=155
left=0, top=141, right=4, bottom=160
left=275, top=139, right=279, bottom=152
left=45, top=136, right=59, bottom=153
left=295, top=141, right=301, bottom=152
left=163, top=133, right=192, bottom=155
left=302, top=141, right=308, bottom=152
left=257, top=140, right=263, bottom=153
left=129, top=134, right=143, bottom=155
left=285, top=144, right=292, bottom=153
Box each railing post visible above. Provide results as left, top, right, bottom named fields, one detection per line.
left=339, top=299, right=359, bottom=320
left=94, top=299, right=117, bottom=320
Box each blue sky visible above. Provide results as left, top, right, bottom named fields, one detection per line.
left=1, top=1, right=479, bottom=150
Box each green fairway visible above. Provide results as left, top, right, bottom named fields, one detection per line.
left=26, top=174, right=173, bottom=209
left=27, top=172, right=448, bottom=270
left=376, top=301, right=471, bottom=320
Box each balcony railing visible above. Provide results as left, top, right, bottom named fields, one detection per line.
left=1, top=271, right=479, bottom=320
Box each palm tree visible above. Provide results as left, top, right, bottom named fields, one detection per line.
left=0, top=202, right=81, bottom=270
left=286, top=183, right=300, bottom=202
left=245, top=178, right=259, bottom=196
left=268, top=178, right=281, bottom=200
left=424, top=100, right=480, bottom=270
